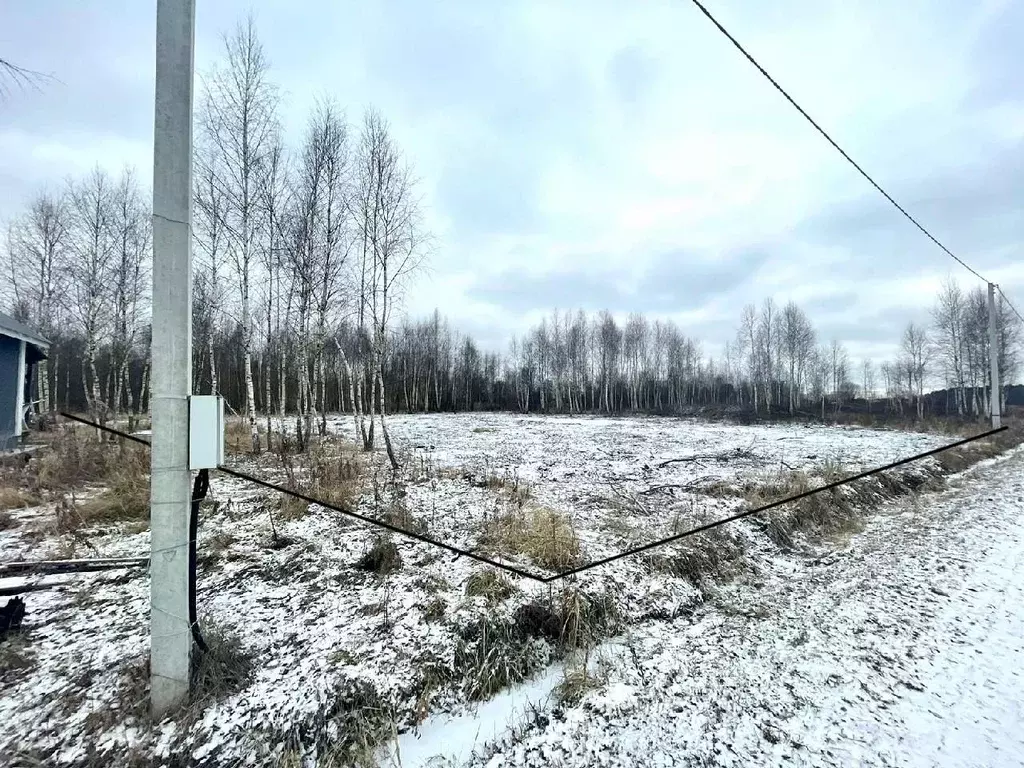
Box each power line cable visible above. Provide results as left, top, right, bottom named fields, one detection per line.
left=687, top=0, right=992, bottom=285
left=59, top=412, right=1007, bottom=583
left=997, top=285, right=1024, bottom=326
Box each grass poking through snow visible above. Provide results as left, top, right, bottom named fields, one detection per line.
left=465, top=570, right=518, bottom=603
left=480, top=505, right=583, bottom=572
left=357, top=535, right=403, bottom=575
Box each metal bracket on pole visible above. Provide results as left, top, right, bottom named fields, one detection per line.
left=189, top=395, right=225, bottom=470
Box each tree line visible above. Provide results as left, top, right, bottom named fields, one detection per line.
left=377, top=284, right=1019, bottom=419
left=3, top=18, right=1021, bottom=446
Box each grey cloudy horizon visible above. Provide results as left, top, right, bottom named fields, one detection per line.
left=2, top=0, right=1022, bottom=367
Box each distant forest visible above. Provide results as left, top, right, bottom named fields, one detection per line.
left=3, top=18, right=1021, bottom=452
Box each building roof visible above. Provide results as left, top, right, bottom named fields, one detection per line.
left=0, top=312, right=50, bottom=351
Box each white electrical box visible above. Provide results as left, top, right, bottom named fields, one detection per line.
left=189, top=395, right=225, bottom=470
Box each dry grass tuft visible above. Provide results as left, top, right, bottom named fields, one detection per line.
left=481, top=505, right=582, bottom=572
left=558, top=585, right=618, bottom=649
left=0, top=486, right=40, bottom=512
left=320, top=677, right=396, bottom=767
left=511, top=586, right=618, bottom=650
left=190, top=624, right=255, bottom=709
left=278, top=494, right=310, bottom=521
left=76, top=460, right=150, bottom=524
left=464, top=570, right=518, bottom=603
left=513, top=601, right=564, bottom=642
left=25, top=425, right=152, bottom=527
left=413, top=573, right=450, bottom=593
left=932, top=428, right=1016, bottom=472
left=455, top=616, right=547, bottom=701
left=741, top=468, right=860, bottom=548
left=224, top=417, right=266, bottom=456
left=356, top=536, right=403, bottom=575
left=646, top=526, right=746, bottom=585
left=83, top=624, right=254, bottom=735
left=82, top=656, right=151, bottom=732
left=198, top=531, right=236, bottom=568
left=421, top=597, right=447, bottom=622
left=380, top=501, right=427, bottom=534
left=554, top=666, right=608, bottom=707
left=742, top=428, right=1022, bottom=547
left=278, top=436, right=364, bottom=515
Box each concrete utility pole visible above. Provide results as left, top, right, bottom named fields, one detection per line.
left=150, top=0, right=196, bottom=716
left=988, top=283, right=1001, bottom=430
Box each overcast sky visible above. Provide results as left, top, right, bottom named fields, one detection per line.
left=2, top=0, right=1023, bottom=365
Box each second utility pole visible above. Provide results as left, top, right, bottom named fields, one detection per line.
left=988, top=283, right=1001, bottom=430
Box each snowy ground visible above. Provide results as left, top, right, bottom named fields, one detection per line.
left=372, top=413, right=947, bottom=568
left=0, top=413, right=1013, bottom=767
left=447, top=445, right=1024, bottom=768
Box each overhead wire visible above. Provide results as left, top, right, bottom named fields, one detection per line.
left=58, top=412, right=1007, bottom=583
left=997, top=285, right=1024, bottom=326
left=687, top=0, right=994, bottom=286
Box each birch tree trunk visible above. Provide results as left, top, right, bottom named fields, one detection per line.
left=337, top=341, right=362, bottom=446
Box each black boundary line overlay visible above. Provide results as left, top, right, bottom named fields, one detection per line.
left=59, top=412, right=1007, bottom=583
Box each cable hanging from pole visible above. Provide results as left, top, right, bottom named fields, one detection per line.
left=996, top=285, right=1024, bottom=326
left=687, top=0, right=995, bottom=286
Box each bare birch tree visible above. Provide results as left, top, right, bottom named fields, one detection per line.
left=5, top=191, right=70, bottom=413
left=199, top=15, right=280, bottom=452
left=900, top=322, right=929, bottom=418
left=356, top=108, right=425, bottom=468
left=108, top=168, right=150, bottom=418
left=66, top=168, right=115, bottom=422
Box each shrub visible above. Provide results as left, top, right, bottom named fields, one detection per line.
left=0, top=487, right=40, bottom=512
left=481, top=505, right=582, bottom=572
left=356, top=536, right=402, bottom=575
left=465, top=570, right=517, bottom=603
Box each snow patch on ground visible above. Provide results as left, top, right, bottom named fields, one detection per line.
left=0, top=413, right=1003, bottom=767
left=457, top=446, right=1024, bottom=768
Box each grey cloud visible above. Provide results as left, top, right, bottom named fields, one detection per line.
left=353, top=1, right=600, bottom=240
left=635, top=248, right=771, bottom=307
left=606, top=45, right=657, bottom=107
left=470, top=266, right=630, bottom=314
left=817, top=306, right=925, bottom=346
left=796, top=140, right=1024, bottom=278
left=966, top=2, right=1024, bottom=107
left=468, top=246, right=769, bottom=317
left=802, top=290, right=860, bottom=314
left=435, top=146, right=546, bottom=238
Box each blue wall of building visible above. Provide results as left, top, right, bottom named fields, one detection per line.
left=0, top=336, right=20, bottom=449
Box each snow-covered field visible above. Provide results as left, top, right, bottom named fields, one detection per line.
left=455, top=443, right=1024, bottom=768
left=0, top=413, right=1014, bottom=767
